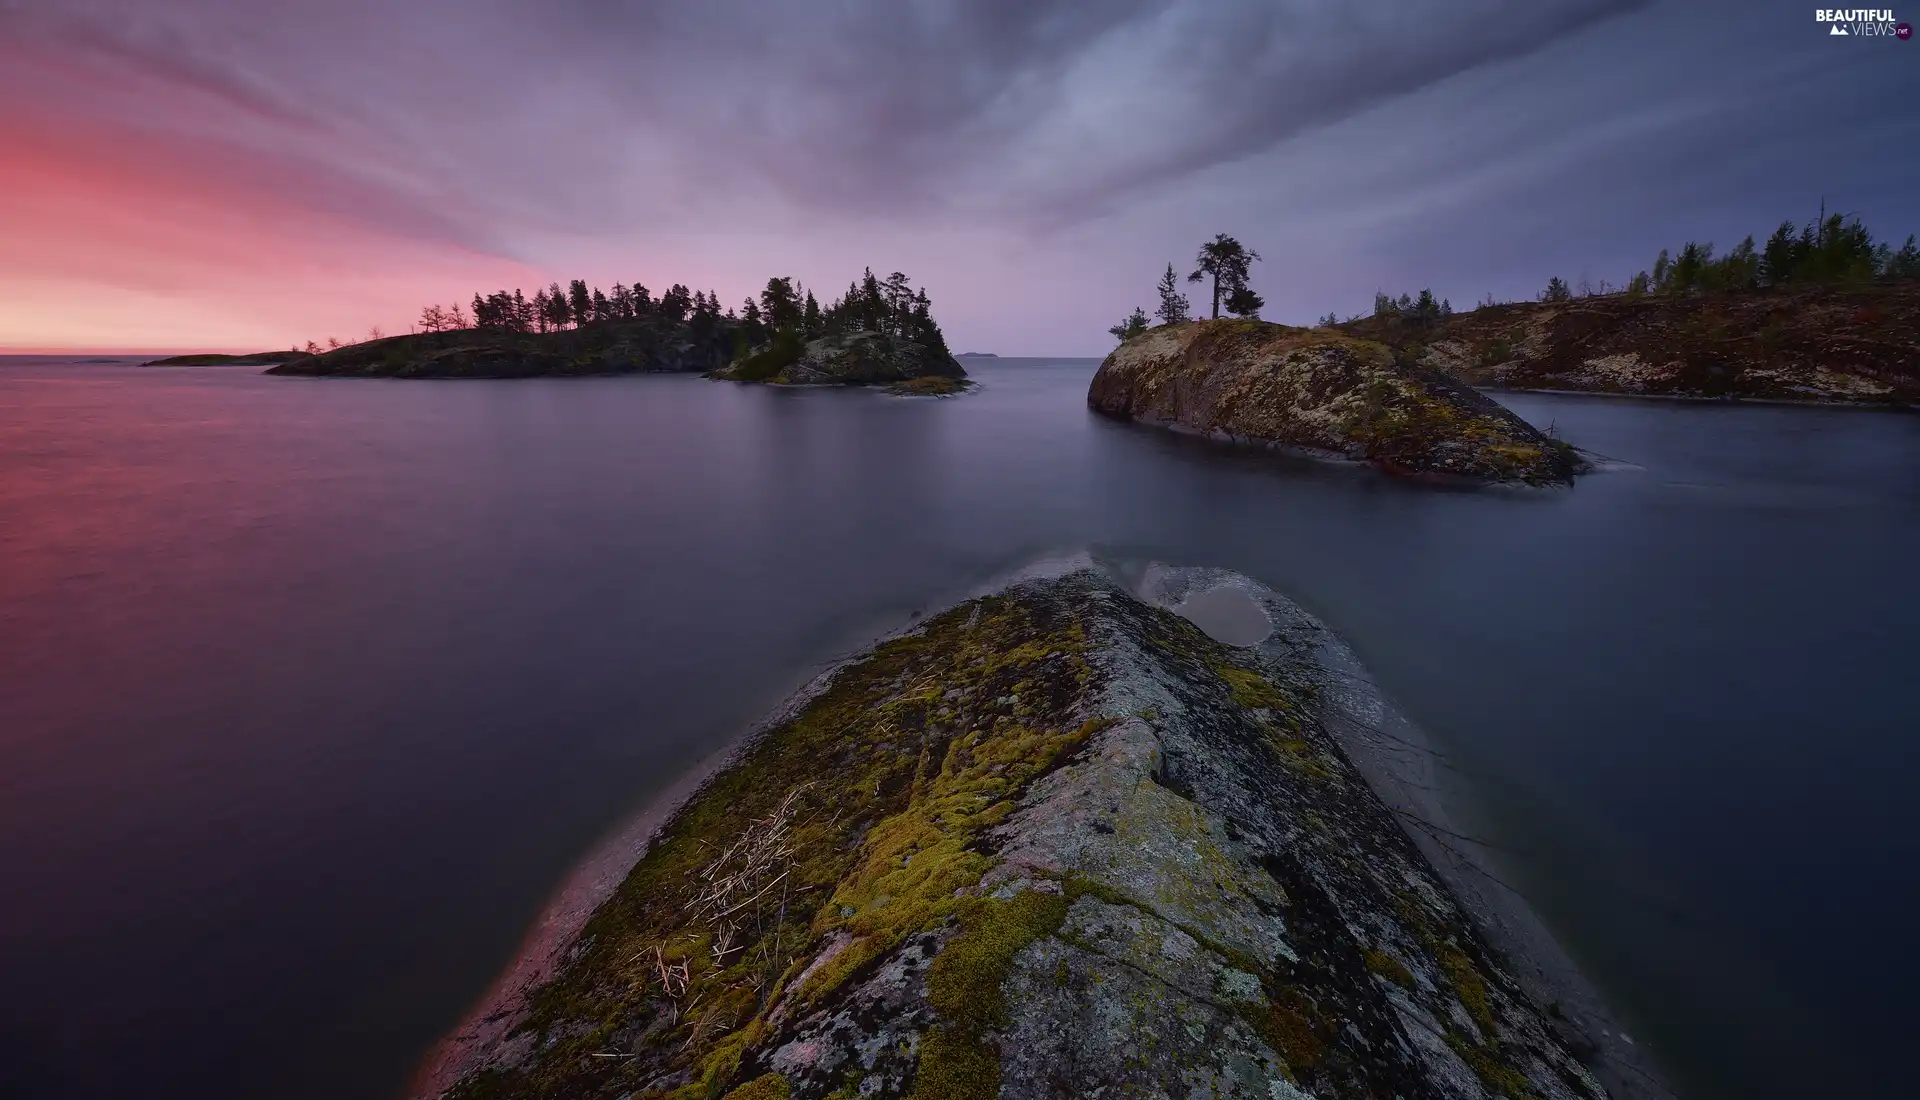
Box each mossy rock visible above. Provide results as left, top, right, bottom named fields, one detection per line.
left=432, top=570, right=1611, bottom=1100
left=1088, top=319, right=1584, bottom=485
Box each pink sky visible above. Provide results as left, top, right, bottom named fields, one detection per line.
left=0, top=44, right=535, bottom=353
left=3, top=1, right=1914, bottom=356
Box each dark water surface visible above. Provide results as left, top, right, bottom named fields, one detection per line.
left=2, top=359, right=1916, bottom=1100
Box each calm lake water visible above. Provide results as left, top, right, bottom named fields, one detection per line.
left=2, top=358, right=1916, bottom=1100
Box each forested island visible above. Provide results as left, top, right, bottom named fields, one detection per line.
left=268, top=270, right=965, bottom=391
left=710, top=271, right=966, bottom=392
left=1110, top=213, right=1920, bottom=407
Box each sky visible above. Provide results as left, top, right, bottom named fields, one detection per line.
left=1, top=0, right=1916, bottom=356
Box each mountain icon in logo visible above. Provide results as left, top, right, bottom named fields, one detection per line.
left=1830, top=23, right=1849, bottom=34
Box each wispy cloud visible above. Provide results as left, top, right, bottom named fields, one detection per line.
left=2, top=0, right=1648, bottom=233
left=2, top=0, right=1915, bottom=352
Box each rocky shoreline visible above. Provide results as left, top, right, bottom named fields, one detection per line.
left=417, top=560, right=1665, bottom=1100
left=1090, top=320, right=1585, bottom=486
left=1340, top=282, right=1920, bottom=408
left=711, top=329, right=968, bottom=390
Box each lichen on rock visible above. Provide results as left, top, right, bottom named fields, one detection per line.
left=430, top=569, right=1615, bottom=1100
left=1086, top=319, right=1584, bottom=485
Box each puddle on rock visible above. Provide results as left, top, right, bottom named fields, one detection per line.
left=1172, top=586, right=1271, bottom=647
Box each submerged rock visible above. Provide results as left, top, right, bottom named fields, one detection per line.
left=711, top=329, right=968, bottom=387
left=1088, top=320, right=1584, bottom=485
left=426, top=568, right=1629, bottom=1100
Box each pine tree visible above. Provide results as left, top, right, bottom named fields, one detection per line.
left=1671, top=242, right=1712, bottom=292
left=1109, top=307, right=1151, bottom=343
left=880, top=272, right=914, bottom=335
left=1154, top=263, right=1189, bottom=324
left=659, top=285, right=691, bottom=324
left=759, top=277, right=802, bottom=332
left=1541, top=276, right=1571, bottom=303
left=803, top=290, right=823, bottom=335
left=1760, top=221, right=1799, bottom=286
left=1188, top=234, right=1260, bottom=319
left=568, top=280, right=591, bottom=327
left=859, top=268, right=885, bottom=330
left=1224, top=286, right=1264, bottom=319
left=1887, top=235, right=1920, bottom=279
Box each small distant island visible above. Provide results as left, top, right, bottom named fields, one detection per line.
left=956, top=351, right=999, bottom=358
left=268, top=270, right=968, bottom=393
left=143, top=351, right=308, bottom=367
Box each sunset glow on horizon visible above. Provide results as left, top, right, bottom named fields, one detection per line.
left=3, top=0, right=1915, bottom=356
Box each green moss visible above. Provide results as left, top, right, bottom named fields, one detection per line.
left=1213, top=662, right=1290, bottom=710
left=907, top=1024, right=1001, bottom=1100
left=726, top=333, right=805, bottom=382
left=1257, top=994, right=1326, bottom=1073
left=902, top=887, right=1075, bottom=1099
left=1438, top=944, right=1496, bottom=1035
left=720, top=1073, right=791, bottom=1100
left=793, top=713, right=1100, bottom=1009
left=1363, top=948, right=1415, bottom=989
left=927, top=889, right=1072, bottom=1029
left=1445, top=1030, right=1539, bottom=1100
left=450, top=591, right=1099, bottom=1100
left=889, top=375, right=967, bottom=396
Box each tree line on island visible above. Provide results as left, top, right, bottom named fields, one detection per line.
left=299, top=269, right=950, bottom=360
left=1107, top=207, right=1920, bottom=345
left=1511, top=207, right=1920, bottom=310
